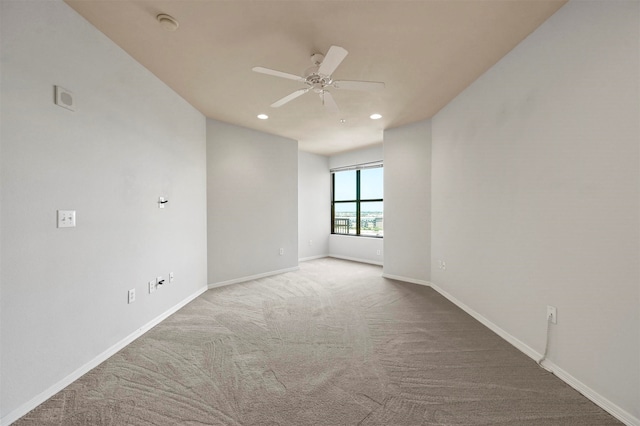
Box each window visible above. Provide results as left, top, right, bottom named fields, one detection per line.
left=331, top=163, right=383, bottom=237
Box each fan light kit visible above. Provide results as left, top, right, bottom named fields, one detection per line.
left=257, top=114, right=269, bottom=120
left=370, top=113, right=382, bottom=120
left=252, top=45, right=385, bottom=113
left=157, top=14, right=179, bottom=32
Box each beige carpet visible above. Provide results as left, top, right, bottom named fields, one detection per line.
left=16, top=258, right=620, bottom=425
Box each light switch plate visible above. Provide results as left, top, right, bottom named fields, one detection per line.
left=57, top=210, right=76, bottom=228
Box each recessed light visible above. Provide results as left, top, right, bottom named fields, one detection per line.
left=370, top=113, right=382, bottom=120
left=257, top=114, right=269, bottom=120
left=156, top=14, right=179, bottom=32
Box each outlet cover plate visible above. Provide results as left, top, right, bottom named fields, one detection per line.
left=547, top=305, right=557, bottom=324
left=57, top=210, right=76, bottom=228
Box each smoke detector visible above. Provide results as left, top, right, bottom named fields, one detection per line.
left=157, top=14, right=179, bottom=32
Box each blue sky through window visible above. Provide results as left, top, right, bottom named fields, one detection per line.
left=334, top=168, right=383, bottom=213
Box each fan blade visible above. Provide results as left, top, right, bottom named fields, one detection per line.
left=271, top=88, right=309, bottom=107
left=318, top=46, right=348, bottom=76
left=332, top=80, right=385, bottom=91
left=321, top=91, right=339, bottom=113
left=252, top=67, right=305, bottom=82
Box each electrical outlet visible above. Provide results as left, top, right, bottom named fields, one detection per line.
left=128, top=289, right=136, bottom=304
left=309, top=240, right=313, bottom=246
left=169, top=272, right=174, bottom=283
left=376, top=249, right=381, bottom=256
left=279, top=248, right=284, bottom=255
left=547, top=305, right=557, bottom=324
left=149, top=280, right=156, bottom=294
left=57, top=210, right=76, bottom=228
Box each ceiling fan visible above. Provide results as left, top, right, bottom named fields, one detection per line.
left=252, top=45, right=385, bottom=113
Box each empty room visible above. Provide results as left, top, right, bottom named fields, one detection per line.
left=1, top=0, right=638, bottom=425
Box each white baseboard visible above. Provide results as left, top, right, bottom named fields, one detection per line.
left=6, top=273, right=636, bottom=426
left=298, top=255, right=329, bottom=262
left=382, top=275, right=638, bottom=426
left=541, top=359, right=639, bottom=426
left=1, top=286, right=208, bottom=426
left=428, top=280, right=639, bottom=426
left=381, top=273, right=430, bottom=287
left=428, top=281, right=541, bottom=361
left=208, top=266, right=300, bottom=289
left=328, top=254, right=383, bottom=266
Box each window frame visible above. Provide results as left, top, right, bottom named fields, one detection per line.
left=331, top=162, right=383, bottom=238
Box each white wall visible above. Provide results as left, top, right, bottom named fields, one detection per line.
left=298, top=151, right=330, bottom=261
left=328, top=144, right=384, bottom=265
left=0, top=0, right=208, bottom=421
left=207, top=119, right=298, bottom=286
left=329, top=144, right=383, bottom=170
left=383, top=121, right=431, bottom=284
left=431, top=0, right=639, bottom=422
left=329, top=234, right=383, bottom=266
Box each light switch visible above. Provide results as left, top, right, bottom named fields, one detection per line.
left=57, top=210, right=76, bottom=228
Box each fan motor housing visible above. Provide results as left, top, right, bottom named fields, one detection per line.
left=310, top=53, right=324, bottom=65
left=305, top=71, right=332, bottom=92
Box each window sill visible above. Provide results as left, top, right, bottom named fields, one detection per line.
left=331, top=233, right=383, bottom=239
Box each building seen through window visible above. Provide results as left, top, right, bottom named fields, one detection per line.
left=331, top=164, right=383, bottom=237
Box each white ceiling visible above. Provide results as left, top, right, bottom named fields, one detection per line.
left=65, top=0, right=567, bottom=156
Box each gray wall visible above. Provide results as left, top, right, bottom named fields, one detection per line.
left=431, top=0, right=639, bottom=421
left=1, top=0, right=208, bottom=419
left=298, top=151, right=330, bottom=260
left=207, top=119, right=298, bottom=285
left=383, top=121, right=431, bottom=284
